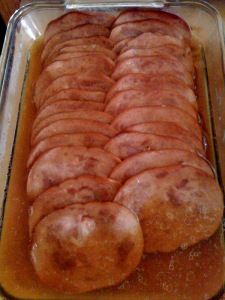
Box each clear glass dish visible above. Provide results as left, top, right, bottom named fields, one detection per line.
left=0, top=1, right=224, bottom=299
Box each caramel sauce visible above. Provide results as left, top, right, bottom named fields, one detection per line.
left=0, top=40, right=224, bottom=300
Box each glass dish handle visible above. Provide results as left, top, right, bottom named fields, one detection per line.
left=65, top=0, right=167, bottom=10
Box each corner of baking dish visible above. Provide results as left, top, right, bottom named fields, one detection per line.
left=0, top=0, right=225, bottom=245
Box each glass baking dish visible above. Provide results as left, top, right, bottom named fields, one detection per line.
left=0, top=0, right=224, bottom=299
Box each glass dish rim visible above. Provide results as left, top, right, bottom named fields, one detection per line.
left=0, top=0, right=225, bottom=112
